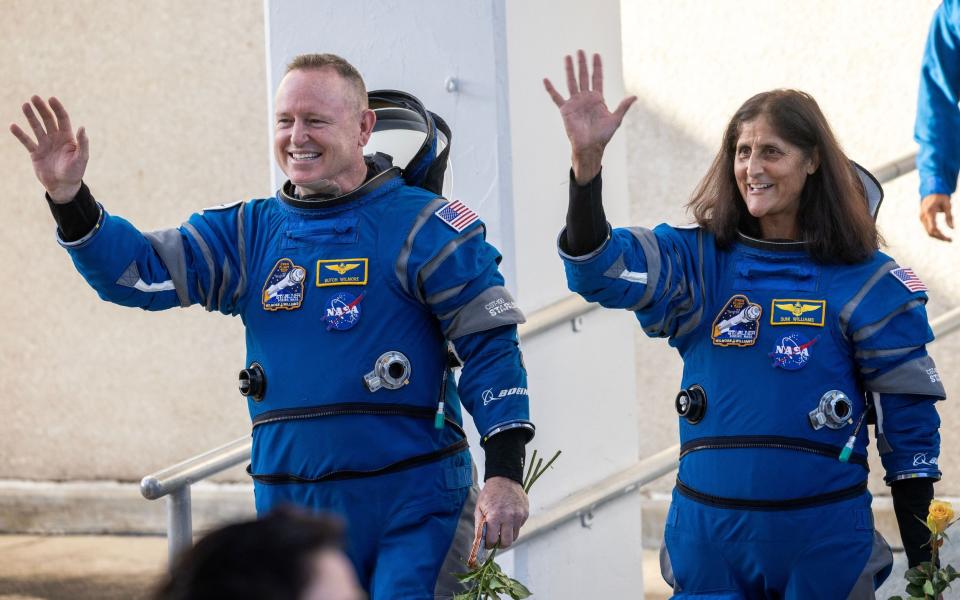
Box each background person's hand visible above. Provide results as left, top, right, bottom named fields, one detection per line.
left=475, top=476, right=528, bottom=549
left=543, top=50, right=636, bottom=185
left=9, top=96, right=89, bottom=203
left=920, top=193, right=953, bottom=241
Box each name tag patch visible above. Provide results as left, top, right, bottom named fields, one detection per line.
left=770, top=299, right=826, bottom=327
left=316, top=258, right=368, bottom=287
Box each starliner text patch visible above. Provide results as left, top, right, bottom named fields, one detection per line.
left=261, top=259, right=307, bottom=311
left=711, top=294, right=762, bottom=347
left=316, top=258, right=368, bottom=287
left=770, top=299, right=826, bottom=327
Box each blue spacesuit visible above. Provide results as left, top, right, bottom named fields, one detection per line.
left=916, top=0, right=960, bottom=198
left=560, top=218, right=944, bottom=598
left=53, top=93, right=533, bottom=598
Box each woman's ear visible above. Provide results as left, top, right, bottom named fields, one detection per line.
left=807, top=147, right=821, bottom=175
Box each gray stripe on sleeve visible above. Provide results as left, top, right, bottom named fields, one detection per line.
left=143, top=228, right=192, bottom=307
left=218, top=258, right=232, bottom=313
left=603, top=254, right=627, bottom=279
left=116, top=262, right=140, bottom=288
left=417, top=226, right=485, bottom=304
left=426, top=283, right=468, bottom=307
left=627, top=227, right=661, bottom=310
left=851, top=299, right=925, bottom=343
left=232, top=202, right=248, bottom=305
left=863, top=355, right=946, bottom=398
left=839, top=260, right=897, bottom=337
left=856, top=345, right=920, bottom=360
left=395, top=198, right=448, bottom=296
left=181, top=222, right=217, bottom=311
left=443, top=286, right=526, bottom=339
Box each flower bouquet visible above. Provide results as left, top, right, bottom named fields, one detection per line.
left=453, top=449, right=561, bottom=600
left=890, top=499, right=959, bottom=600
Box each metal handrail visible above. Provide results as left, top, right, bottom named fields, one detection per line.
left=142, top=151, right=927, bottom=562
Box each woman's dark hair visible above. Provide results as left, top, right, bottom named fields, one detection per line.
left=687, top=89, right=879, bottom=263
left=154, top=507, right=345, bottom=600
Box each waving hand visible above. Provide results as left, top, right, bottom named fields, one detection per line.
left=543, top=50, right=636, bottom=184
left=10, top=96, right=89, bottom=203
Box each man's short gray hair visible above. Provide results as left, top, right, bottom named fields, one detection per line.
left=285, top=53, right=367, bottom=109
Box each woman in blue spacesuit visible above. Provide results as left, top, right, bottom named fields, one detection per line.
left=545, top=51, right=945, bottom=599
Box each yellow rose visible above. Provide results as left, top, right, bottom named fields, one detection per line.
left=927, top=499, right=955, bottom=534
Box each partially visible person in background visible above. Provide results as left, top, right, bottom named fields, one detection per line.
left=916, top=0, right=960, bottom=241
left=154, top=508, right=363, bottom=600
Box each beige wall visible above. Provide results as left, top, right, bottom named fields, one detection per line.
left=0, top=0, right=267, bottom=482
left=620, top=0, right=960, bottom=496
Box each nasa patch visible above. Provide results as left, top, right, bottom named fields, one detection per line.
left=769, top=332, right=819, bottom=370
left=323, top=292, right=364, bottom=331
left=261, top=259, right=307, bottom=311
left=711, top=294, right=762, bottom=347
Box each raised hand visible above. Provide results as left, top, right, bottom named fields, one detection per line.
left=543, top=50, right=636, bottom=184
left=10, top=96, right=89, bottom=203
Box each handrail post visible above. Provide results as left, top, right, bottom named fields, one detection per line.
left=167, top=486, right=193, bottom=566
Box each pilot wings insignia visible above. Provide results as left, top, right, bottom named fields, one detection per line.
left=775, top=302, right=820, bottom=318
left=770, top=299, right=826, bottom=327
left=325, top=262, right=360, bottom=275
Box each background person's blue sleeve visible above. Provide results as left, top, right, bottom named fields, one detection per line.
left=915, top=0, right=960, bottom=197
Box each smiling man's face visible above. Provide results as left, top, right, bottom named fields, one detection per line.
left=273, top=68, right=373, bottom=196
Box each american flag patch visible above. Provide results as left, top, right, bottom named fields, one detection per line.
left=890, top=267, right=928, bottom=293
left=434, top=200, right=479, bottom=232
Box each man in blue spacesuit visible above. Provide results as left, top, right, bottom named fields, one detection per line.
left=10, top=53, right=534, bottom=598
left=546, top=51, right=943, bottom=598
left=916, top=0, right=960, bottom=241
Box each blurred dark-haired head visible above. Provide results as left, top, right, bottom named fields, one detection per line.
left=154, top=507, right=362, bottom=600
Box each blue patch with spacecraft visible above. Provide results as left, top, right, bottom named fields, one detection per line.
left=323, top=292, right=364, bottom=331
left=769, top=332, right=819, bottom=370
left=711, top=294, right=762, bottom=347
left=261, top=259, right=307, bottom=311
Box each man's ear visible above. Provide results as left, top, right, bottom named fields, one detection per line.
left=358, top=109, right=376, bottom=147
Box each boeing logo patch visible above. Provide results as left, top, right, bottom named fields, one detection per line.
left=323, top=292, right=364, bottom=331
left=711, top=294, right=762, bottom=347
left=913, top=452, right=939, bottom=467
left=770, top=299, right=826, bottom=327
left=261, top=259, right=307, bottom=311
left=316, top=258, right=368, bottom=287
left=482, top=387, right=529, bottom=406
left=769, top=332, right=819, bottom=370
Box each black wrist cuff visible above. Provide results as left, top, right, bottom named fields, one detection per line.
left=892, top=477, right=936, bottom=567
left=561, top=168, right=607, bottom=256
left=47, top=182, right=99, bottom=242
left=483, top=428, right=527, bottom=484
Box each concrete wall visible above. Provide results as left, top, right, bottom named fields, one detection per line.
left=1, top=0, right=266, bottom=484
left=619, top=0, right=960, bottom=509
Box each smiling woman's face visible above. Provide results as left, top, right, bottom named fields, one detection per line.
left=733, top=114, right=819, bottom=239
